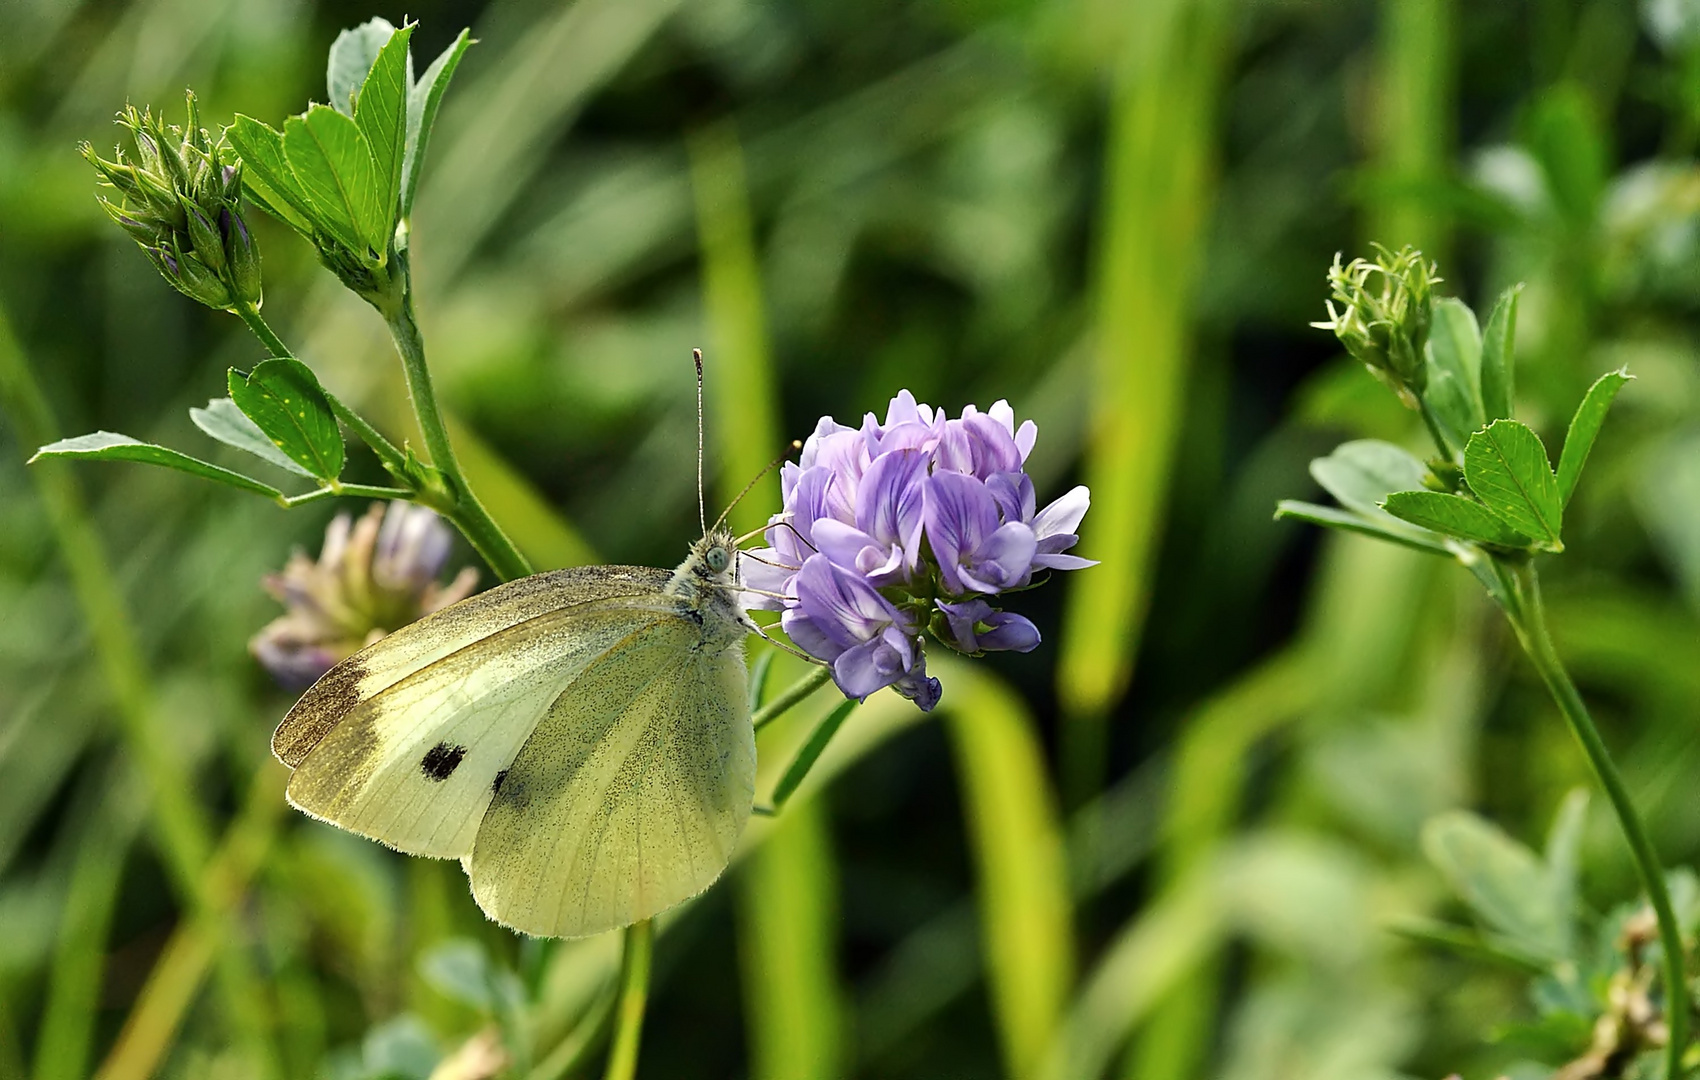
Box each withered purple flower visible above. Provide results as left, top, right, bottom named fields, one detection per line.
left=745, top=391, right=1094, bottom=710
left=251, top=501, right=478, bottom=688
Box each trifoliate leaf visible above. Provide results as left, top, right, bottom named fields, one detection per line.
left=283, top=105, right=380, bottom=259
left=1463, top=420, right=1563, bottom=548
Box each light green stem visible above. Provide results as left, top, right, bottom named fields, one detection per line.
left=604, top=919, right=654, bottom=1080
left=382, top=275, right=532, bottom=581
left=753, top=667, right=833, bottom=732
left=1503, top=562, right=1688, bottom=1078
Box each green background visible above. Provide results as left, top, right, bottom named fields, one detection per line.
left=4, top=0, right=1700, bottom=1077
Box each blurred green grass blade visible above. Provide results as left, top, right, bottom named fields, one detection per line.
left=945, top=669, right=1073, bottom=1080
left=737, top=802, right=845, bottom=1080
left=1056, top=0, right=1232, bottom=803
left=0, top=299, right=279, bottom=1076
left=449, top=415, right=598, bottom=569
left=770, top=700, right=858, bottom=810
left=33, top=763, right=143, bottom=1080
left=1126, top=651, right=1315, bottom=1080
left=1041, top=868, right=1223, bottom=1080
left=1370, top=0, right=1456, bottom=258
left=415, top=0, right=682, bottom=287
left=690, top=122, right=783, bottom=536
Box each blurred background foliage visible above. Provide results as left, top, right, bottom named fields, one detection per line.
left=6, top=0, right=1700, bottom=1077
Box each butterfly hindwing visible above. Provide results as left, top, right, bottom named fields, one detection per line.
left=280, top=567, right=677, bottom=859
left=467, top=611, right=754, bottom=938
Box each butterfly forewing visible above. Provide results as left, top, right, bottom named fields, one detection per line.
left=275, top=565, right=673, bottom=767
left=467, top=613, right=753, bottom=938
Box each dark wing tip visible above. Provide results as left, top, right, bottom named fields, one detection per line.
left=272, top=656, right=368, bottom=767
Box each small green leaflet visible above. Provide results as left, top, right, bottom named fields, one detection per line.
left=1309, top=439, right=1430, bottom=516
left=403, top=30, right=472, bottom=216
left=30, top=432, right=284, bottom=500
left=1382, top=491, right=1532, bottom=548
left=1424, top=298, right=1486, bottom=457
left=1556, top=368, right=1631, bottom=507
left=1463, top=420, right=1563, bottom=549
left=327, top=18, right=398, bottom=115
left=1478, top=284, right=1522, bottom=423
left=227, top=115, right=319, bottom=236
left=190, top=397, right=314, bottom=477
left=355, top=24, right=414, bottom=236
left=283, top=106, right=381, bottom=259
left=229, top=358, right=345, bottom=480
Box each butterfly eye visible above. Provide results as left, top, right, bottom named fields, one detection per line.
left=705, top=546, right=731, bottom=574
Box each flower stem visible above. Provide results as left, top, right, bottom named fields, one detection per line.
left=753, top=666, right=834, bottom=731
left=382, top=270, right=533, bottom=582
left=604, top=919, right=654, bottom=1080
left=1501, top=561, right=1688, bottom=1077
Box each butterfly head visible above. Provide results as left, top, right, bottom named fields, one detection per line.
left=686, top=526, right=741, bottom=588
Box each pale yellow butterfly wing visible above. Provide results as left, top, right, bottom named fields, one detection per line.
left=277, top=566, right=675, bottom=858
left=466, top=611, right=753, bottom=938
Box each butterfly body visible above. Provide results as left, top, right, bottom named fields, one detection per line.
left=273, top=528, right=757, bottom=938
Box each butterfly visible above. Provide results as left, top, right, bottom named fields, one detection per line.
left=271, top=523, right=764, bottom=939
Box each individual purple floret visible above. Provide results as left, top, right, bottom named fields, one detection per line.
left=250, top=501, right=478, bottom=689
left=743, top=391, right=1094, bottom=710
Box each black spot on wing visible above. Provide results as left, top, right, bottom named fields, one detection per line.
left=421, top=742, right=467, bottom=781
left=492, top=769, right=508, bottom=795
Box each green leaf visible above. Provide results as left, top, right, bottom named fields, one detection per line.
left=1273, top=500, right=1450, bottom=554
left=228, top=358, right=344, bottom=480
left=282, top=105, right=379, bottom=257
left=227, top=115, right=318, bottom=235
left=417, top=939, right=493, bottom=1010
left=1543, top=789, right=1588, bottom=959
left=326, top=17, right=397, bottom=115
left=1479, top=284, right=1522, bottom=423
left=403, top=30, right=472, bottom=217
left=1556, top=368, right=1632, bottom=506
left=1382, top=490, right=1533, bottom=547
left=1309, top=439, right=1430, bottom=516
left=189, top=397, right=313, bottom=477
left=1422, top=811, right=1570, bottom=963
left=770, top=699, right=857, bottom=810
left=29, top=432, right=284, bottom=500
left=1463, top=420, right=1563, bottom=548
left=1423, top=298, right=1485, bottom=456
left=1386, top=916, right=1551, bottom=975
left=355, top=23, right=414, bottom=239
left=1526, top=84, right=1608, bottom=227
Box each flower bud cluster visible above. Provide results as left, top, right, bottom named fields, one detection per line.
left=251, top=502, right=478, bottom=688
left=1312, top=245, right=1438, bottom=408
left=81, top=91, right=261, bottom=311
left=743, top=392, right=1093, bottom=711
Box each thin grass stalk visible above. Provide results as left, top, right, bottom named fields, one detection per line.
left=1371, top=0, right=1455, bottom=260
left=1056, top=0, right=1232, bottom=808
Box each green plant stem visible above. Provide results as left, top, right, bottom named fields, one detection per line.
left=281, top=484, right=413, bottom=507
left=753, top=667, right=834, bottom=731
left=1502, top=561, right=1688, bottom=1078
left=604, top=920, right=654, bottom=1080
left=383, top=277, right=532, bottom=581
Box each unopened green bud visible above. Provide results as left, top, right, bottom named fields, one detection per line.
left=182, top=198, right=226, bottom=274
left=227, top=212, right=262, bottom=306
left=85, top=90, right=264, bottom=312
left=1312, top=245, right=1439, bottom=408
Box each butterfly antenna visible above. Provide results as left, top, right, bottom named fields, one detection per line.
left=710, top=439, right=803, bottom=536
left=695, top=348, right=707, bottom=536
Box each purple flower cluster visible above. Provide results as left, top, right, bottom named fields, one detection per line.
left=743, top=392, right=1093, bottom=710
